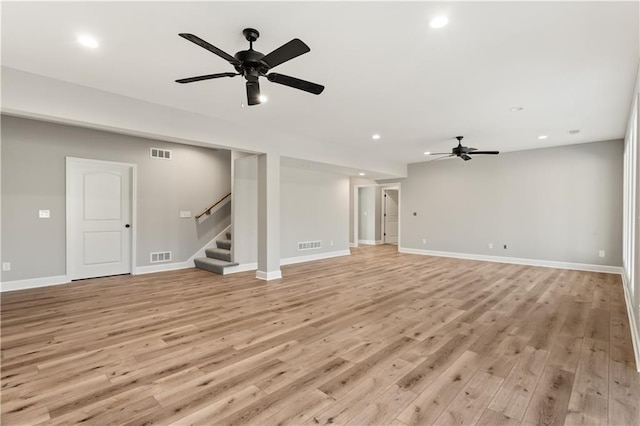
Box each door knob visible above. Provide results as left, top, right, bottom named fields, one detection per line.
left=125, top=224, right=131, bottom=228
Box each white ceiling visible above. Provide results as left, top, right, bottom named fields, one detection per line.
left=2, top=1, right=639, bottom=175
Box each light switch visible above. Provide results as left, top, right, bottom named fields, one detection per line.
left=39, top=210, right=50, bottom=218
left=180, top=211, right=192, bottom=218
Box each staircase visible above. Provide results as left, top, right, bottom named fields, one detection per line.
left=194, top=231, right=238, bottom=275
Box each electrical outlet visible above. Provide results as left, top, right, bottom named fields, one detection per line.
left=330, top=240, right=334, bottom=247
left=39, top=209, right=50, bottom=218
left=2, top=262, right=10, bottom=271
left=179, top=211, right=192, bottom=218
left=599, top=250, right=605, bottom=258
left=488, top=243, right=493, bottom=249
left=422, top=238, right=427, bottom=245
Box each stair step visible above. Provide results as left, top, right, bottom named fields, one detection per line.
left=206, top=248, right=231, bottom=262
left=194, top=257, right=238, bottom=275
left=216, top=239, right=232, bottom=250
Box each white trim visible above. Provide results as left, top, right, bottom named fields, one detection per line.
left=134, top=261, right=192, bottom=275
left=223, top=263, right=258, bottom=275
left=66, top=157, right=137, bottom=280
left=358, top=240, right=383, bottom=245
left=398, top=247, right=624, bottom=274
left=621, top=272, right=640, bottom=372
left=136, top=224, right=232, bottom=275
left=349, top=243, right=357, bottom=248
left=182, top=225, right=232, bottom=268
left=281, top=250, right=351, bottom=266
left=1, top=275, right=70, bottom=292
left=256, top=270, right=282, bottom=280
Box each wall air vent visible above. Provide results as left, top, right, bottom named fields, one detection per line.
left=150, top=251, right=172, bottom=263
left=298, top=241, right=322, bottom=251
left=150, top=148, right=172, bottom=160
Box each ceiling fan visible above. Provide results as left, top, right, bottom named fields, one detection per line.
left=428, top=136, right=499, bottom=161
left=175, top=28, right=324, bottom=106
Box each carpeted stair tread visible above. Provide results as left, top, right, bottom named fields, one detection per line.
left=205, top=247, right=232, bottom=262
left=216, top=239, right=232, bottom=250
left=194, top=257, right=238, bottom=275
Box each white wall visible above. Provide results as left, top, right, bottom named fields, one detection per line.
left=400, top=140, right=623, bottom=266
left=622, top=62, right=640, bottom=370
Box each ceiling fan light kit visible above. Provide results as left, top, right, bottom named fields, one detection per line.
left=176, top=28, right=324, bottom=106
left=428, top=136, right=500, bottom=161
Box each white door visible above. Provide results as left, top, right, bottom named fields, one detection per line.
left=384, top=189, right=399, bottom=244
left=67, top=158, right=133, bottom=280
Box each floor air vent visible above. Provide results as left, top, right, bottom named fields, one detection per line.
left=150, top=251, right=172, bottom=263
left=150, top=148, right=172, bottom=159
left=298, top=241, right=322, bottom=251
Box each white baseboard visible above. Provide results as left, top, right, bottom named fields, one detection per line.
left=621, top=272, right=640, bottom=372
left=134, top=261, right=192, bottom=275
left=185, top=224, right=232, bottom=265
left=398, top=247, right=623, bottom=274
left=281, top=250, right=351, bottom=266
left=358, top=240, right=383, bottom=245
left=135, top=224, right=232, bottom=275
left=256, top=270, right=282, bottom=281
left=349, top=243, right=357, bottom=248
left=223, top=263, right=258, bottom=275
left=1, top=275, right=70, bottom=292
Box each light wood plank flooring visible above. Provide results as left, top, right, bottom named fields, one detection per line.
left=2, top=245, right=638, bottom=425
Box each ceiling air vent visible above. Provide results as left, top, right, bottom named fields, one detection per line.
left=298, top=241, right=322, bottom=251
left=568, top=129, right=580, bottom=135
left=150, top=148, right=172, bottom=160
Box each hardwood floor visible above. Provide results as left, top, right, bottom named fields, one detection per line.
left=2, top=245, right=638, bottom=425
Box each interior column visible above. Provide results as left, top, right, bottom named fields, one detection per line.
left=256, top=153, right=282, bottom=280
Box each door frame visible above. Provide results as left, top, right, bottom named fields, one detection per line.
left=382, top=187, right=399, bottom=244
left=352, top=183, right=401, bottom=248
left=66, top=157, right=137, bottom=279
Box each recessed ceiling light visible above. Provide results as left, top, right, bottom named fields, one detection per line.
left=372, top=134, right=381, bottom=140
left=537, top=135, right=548, bottom=140
left=430, top=16, right=449, bottom=28
left=424, top=151, right=431, bottom=155
left=509, top=106, right=524, bottom=112
left=77, top=35, right=98, bottom=49
left=259, top=95, right=268, bottom=103
left=359, top=172, right=366, bottom=176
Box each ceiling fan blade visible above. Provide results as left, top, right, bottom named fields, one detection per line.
left=469, top=151, right=500, bottom=155
left=267, top=73, right=324, bottom=95
left=428, top=152, right=452, bottom=155
left=179, top=33, right=240, bottom=65
left=468, top=147, right=478, bottom=151
left=261, top=39, right=310, bottom=69
left=175, top=72, right=238, bottom=84
left=434, top=154, right=455, bottom=161
left=246, top=81, right=261, bottom=106
left=461, top=154, right=472, bottom=161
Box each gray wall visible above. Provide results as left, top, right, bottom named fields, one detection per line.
left=349, top=176, right=376, bottom=244
left=231, top=161, right=350, bottom=265
left=232, top=155, right=258, bottom=265
left=400, top=140, right=623, bottom=266
left=1, top=115, right=231, bottom=281
left=358, top=186, right=375, bottom=241
left=281, top=166, right=349, bottom=259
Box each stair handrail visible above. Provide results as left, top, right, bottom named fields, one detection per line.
left=195, top=192, right=231, bottom=219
